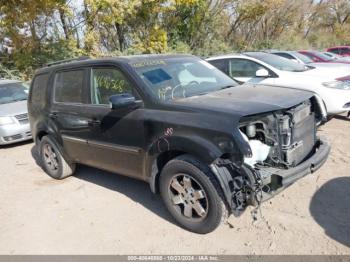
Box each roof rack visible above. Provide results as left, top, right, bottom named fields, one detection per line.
left=45, top=56, right=91, bottom=67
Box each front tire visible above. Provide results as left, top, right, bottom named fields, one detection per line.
left=159, top=155, right=227, bottom=234
left=40, top=136, right=75, bottom=179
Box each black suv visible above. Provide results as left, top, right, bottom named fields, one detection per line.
left=28, top=55, right=330, bottom=233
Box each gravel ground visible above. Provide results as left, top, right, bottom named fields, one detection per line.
left=0, top=116, right=349, bottom=255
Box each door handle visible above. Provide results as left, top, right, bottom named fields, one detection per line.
left=49, top=112, right=58, bottom=119
left=88, top=119, right=101, bottom=127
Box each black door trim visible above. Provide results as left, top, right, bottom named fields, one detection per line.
left=88, top=139, right=142, bottom=155
left=62, top=135, right=87, bottom=145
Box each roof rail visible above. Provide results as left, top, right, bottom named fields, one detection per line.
left=45, top=56, right=91, bottom=67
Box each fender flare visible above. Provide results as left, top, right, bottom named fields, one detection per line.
left=147, top=135, right=223, bottom=193
left=147, top=134, right=241, bottom=194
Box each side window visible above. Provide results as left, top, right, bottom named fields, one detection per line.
left=340, top=48, right=350, bottom=55
left=91, top=68, right=139, bottom=105
left=229, top=59, right=264, bottom=78
left=274, top=53, right=294, bottom=60
left=31, top=73, right=49, bottom=107
left=54, top=70, right=84, bottom=103
left=208, top=59, right=227, bottom=74
left=330, top=48, right=340, bottom=54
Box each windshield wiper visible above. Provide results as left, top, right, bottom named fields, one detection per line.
left=219, top=85, right=235, bottom=90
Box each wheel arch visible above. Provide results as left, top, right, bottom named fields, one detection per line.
left=147, top=135, right=230, bottom=194
left=36, top=130, right=48, bottom=143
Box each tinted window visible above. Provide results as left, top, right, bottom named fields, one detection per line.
left=54, top=70, right=84, bottom=103
left=329, top=48, right=340, bottom=54
left=208, top=59, right=227, bottom=73
left=246, top=52, right=308, bottom=71
left=91, top=68, right=137, bottom=105
left=274, top=53, right=294, bottom=60
left=229, top=59, right=264, bottom=77
left=0, top=82, right=29, bottom=105
left=340, top=48, right=350, bottom=54
left=31, top=74, right=48, bottom=107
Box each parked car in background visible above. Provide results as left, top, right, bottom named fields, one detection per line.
left=28, top=55, right=330, bottom=234
left=299, top=50, right=350, bottom=64
left=323, top=51, right=350, bottom=62
left=270, top=50, right=313, bottom=64
left=0, top=79, right=32, bottom=145
left=323, top=52, right=342, bottom=59
left=326, top=46, right=350, bottom=57
left=206, top=52, right=350, bottom=115
left=271, top=50, right=350, bottom=73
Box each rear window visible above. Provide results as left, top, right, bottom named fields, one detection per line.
left=31, top=74, right=48, bottom=107
left=54, top=70, right=84, bottom=103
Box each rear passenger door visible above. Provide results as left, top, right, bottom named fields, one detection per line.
left=83, top=66, right=145, bottom=179
left=49, top=68, right=96, bottom=165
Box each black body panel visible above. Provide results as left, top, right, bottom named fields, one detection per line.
left=27, top=55, right=330, bottom=214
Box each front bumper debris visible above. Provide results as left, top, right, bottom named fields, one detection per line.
left=210, top=137, right=330, bottom=215
left=256, top=137, right=330, bottom=202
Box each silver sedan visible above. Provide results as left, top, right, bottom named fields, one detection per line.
left=0, top=79, right=32, bottom=145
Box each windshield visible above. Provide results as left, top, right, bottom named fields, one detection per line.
left=246, top=52, right=308, bottom=72
left=132, top=57, right=238, bottom=102
left=311, top=51, right=334, bottom=61
left=291, top=52, right=314, bottom=64
left=0, top=82, right=29, bottom=105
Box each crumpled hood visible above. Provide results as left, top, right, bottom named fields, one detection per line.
left=171, top=84, right=314, bottom=117
left=0, top=100, right=28, bottom=117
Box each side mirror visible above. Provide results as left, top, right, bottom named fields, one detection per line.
left=255, top=68, right=269, bottom=78
left=109, top=93, right=136, bottom=110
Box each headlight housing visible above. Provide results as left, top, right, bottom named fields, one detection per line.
left=322, top=81, right=350, bottom=90
left=0, top=116, right=15, bottom=126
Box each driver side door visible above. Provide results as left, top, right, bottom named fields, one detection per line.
left=228, top=58, right=272, bottom=84
left=84, top=66, right=146, bottom=179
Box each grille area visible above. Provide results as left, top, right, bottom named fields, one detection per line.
left=280, top=102, right=316, bottom=166
left=3, top=134, right=23, bottom=142
left=15, top=113, right=29, bottom=125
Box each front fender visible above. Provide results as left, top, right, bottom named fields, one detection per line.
left=148, top=135, right=225, bottom=165
left=145, top=133, right=243, bottom=193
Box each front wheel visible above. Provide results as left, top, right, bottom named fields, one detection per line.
left=159, top=155, right=227, bottom=234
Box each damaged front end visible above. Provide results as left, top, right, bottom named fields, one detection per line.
left=211, top=99, right=330, bottom=216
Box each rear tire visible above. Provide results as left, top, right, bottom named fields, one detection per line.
left=39, top=136, right=75, bottom=179
left=159, top=154, right=227, bottom=234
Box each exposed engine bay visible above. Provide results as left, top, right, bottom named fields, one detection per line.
left=212, top=98, right=326, bottom=216
left=240, top=100, right=316, bottom=169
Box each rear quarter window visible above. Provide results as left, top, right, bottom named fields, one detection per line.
left=31, top=73, right=49, bottom=108
left=208, top=59, right=227, bottom=74
left=54, top=70, right=84, bottom=103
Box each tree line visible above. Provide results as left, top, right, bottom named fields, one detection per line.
left=0, top=0, right=349, bottom=79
